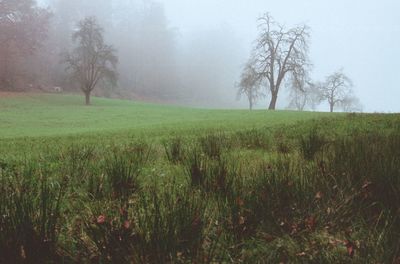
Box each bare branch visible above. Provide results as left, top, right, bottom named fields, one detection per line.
left=237, top=61, right=265, bottom=110
left=249, top=13, right=311, bottom=110
left=318, top=69, right=359, bottom=112
left=63, top=17, right=118, bottom=105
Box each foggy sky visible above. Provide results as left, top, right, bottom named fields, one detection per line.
left=38, top=0, right=399, bottom=112
left=159, top=0, right=400, bottom=112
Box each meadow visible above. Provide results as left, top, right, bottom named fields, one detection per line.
left=0, top=94, right=399, bottom=263
left=0, top=94, right=329, bottom=157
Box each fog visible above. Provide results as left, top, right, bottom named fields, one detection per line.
left=159, top=0, right=400, bottom=112
left=26, top=0, right=400, bottom=111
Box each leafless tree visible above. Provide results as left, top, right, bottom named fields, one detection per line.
left=64, top=17, right=118, bottom=105
left=340, top=95, right=363, bottom=112
left=319, top=69, right=354, bottom=112
left=287, top=87, right=308, bottom=111
left=287, top=75, right=320, bottom=111
left=287, top=71, right=308, bottom=111
left=250, top=13, right=310, bottom=110
left=237, top=62, right=264, bottom=110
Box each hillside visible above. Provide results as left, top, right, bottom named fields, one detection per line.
left=0, top=93, right=334, bottom=139
left=1, top=93, right=399, bottom=263
left=0, top=93, right=336, bottom=157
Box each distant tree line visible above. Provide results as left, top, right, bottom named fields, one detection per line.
left=238, top=13, right=362, bottom=112
left=0, top=0, right=118, bottom=104
left=0, top=1, right=361, bottom=110
left=0, top=0, right=51, bottom=90
left=0, top=0, right=245, bottom=107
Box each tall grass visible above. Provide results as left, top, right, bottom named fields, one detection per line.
left=164, top=136, right=186, bottom=164
left=79, top=180, right=220, bottom=263
left=0, top=114, right=399, bottom=262
left=0, top=163, right=68, bottom=263
left=199, top=133, right=230, bottom=159
left=299, top=127, right=327, bottom=160
left=104, top=142, right=151, bottom=202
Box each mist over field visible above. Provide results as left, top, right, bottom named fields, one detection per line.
left=1, top=1, right=400, bottom=262
left=21, top=0, right=400, bottom=111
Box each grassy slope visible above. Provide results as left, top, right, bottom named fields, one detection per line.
left=1, top=93, right=400, bottom=262
left=0, top=94, right=335, bottom=156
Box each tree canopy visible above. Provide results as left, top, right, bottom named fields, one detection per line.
left=0, top=0, right=51, bottom=89
left=319, top=69, right=354, bottom=112
left=237, top=62, right=264, bottom=110
left=249, top=13, right=310, bottom=110
left=64, top=17, right=118, bottom=105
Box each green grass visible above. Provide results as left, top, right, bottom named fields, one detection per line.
left=0, top=94, right=334, bottom=156
left=0, top=94, right=334, bottom=138
left=1, top=93, right=399, bottom=263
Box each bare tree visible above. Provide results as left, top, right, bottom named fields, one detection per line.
left=319, top=69, right=354, bottom=112
left=287, top=71, right=308, bottom=111
left=287, top=75, right=320, bottom=111
left=64, top=17, right=118, bottom=105
left=250, top=13, right=310, bottom=110
left=237, top=62, right=264, bottom=110
left=340, top=95, right=363, bottom=112
left=287, top=87, right=308, bottom=111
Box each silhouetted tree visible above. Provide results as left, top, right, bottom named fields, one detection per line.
left=287, top=87, right=308, bottom=111
left=319, top=69, right=354, bottom=112
left=287, top=75, right=320, bottom=111
left=64, top=17, right=117, bottom=105
left=250, top=13, right=310, bottom=110
left=237, top=62, right=264, bottom=110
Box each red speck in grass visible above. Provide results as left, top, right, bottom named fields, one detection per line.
left=120, top=207, right=128, bottom=218
left=123, top=220, right=130, bottom=229
left=344, top=240, right=355, bottom=258
left=97, top=215, right=106, bottom=224
left=305, top=216, right=316, bottom=230
left=236, top=197, right=244, bottom=207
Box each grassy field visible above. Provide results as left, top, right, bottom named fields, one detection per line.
left=0, top=94, right=332, bottom=157
left=0, top=94, right=399, bottom=263
left=0, top=94, right=332, bottom=139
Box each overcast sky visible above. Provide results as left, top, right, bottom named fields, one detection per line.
left=39, top=0, right=399, bottom=111
left=158, top=0, right=400, bottom=112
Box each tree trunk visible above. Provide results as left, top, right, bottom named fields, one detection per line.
left=249, top=98, right=253, bottom=111
left=85, top=91, right=91, bottom=105
left=329, top=103, right=334, bottom=113
left=1, top=43, right=11, bottom=90
left=268, top=93, right=278, bottom=110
